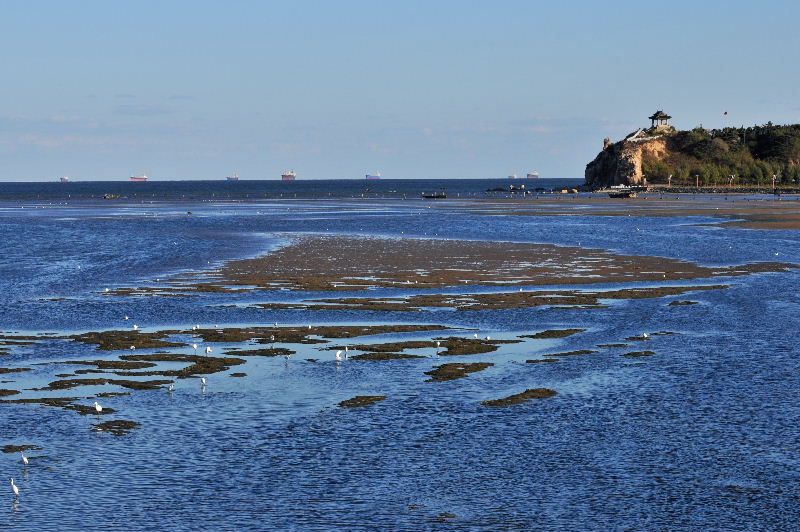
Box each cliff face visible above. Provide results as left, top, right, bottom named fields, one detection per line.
left=585, top=129, right=669, bottom=188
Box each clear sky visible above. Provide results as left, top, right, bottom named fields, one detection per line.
left=2, top=0, right=799, bottom=181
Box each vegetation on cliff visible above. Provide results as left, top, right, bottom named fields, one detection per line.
left=642, top=123, right=800, bottom=186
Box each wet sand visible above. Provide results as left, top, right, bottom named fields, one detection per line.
left=452, top=194, right=800, bottom=230
left=197, top=235, right=793, bottom=293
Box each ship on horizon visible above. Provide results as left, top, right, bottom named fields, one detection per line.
left=59, top=176, right=70, bottom=183
left=365, top=171, right=381, bottom=180
left=130, top=174, right=148, bottom=182
left=281, top=170, right=297, bottom=181
left=527, top=171, right=539, bottom=179
left=226, top=173, right=240, bottom=181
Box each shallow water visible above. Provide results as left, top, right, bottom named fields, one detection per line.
left=1, top=181, right=799, bottom=531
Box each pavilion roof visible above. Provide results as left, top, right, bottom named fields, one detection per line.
left=649, top=110, right=672, bottom=120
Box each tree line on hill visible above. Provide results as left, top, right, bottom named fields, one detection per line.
left=642, top=122, right=800, bottom=187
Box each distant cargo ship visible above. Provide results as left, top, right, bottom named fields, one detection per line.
left=281, top=170, right=296, bottom=181
left=59, top=176, right=70, bottom=183
left=226, top=173, right=239, bottom=181
left=130, top=174, right=148, bottom=182
left=365, top=171, right=381, bottom=180
left=508, top=174, right=517, bottom=179
left=527, top=171, right=539, bottom=179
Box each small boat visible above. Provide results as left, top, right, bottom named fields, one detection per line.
left=508, top=174, right=517, bottom=179
left=527, top=171, right=539, bottom=179
left=281, top=170, right=296, bottom=181
left=422, top=190, right=447, bottom=199
left=59, top=176, right=70, bottom=183
left=130, top=174, right=148, bottom=182
left=366, top=171, right=381, bottom=180
left=226, top=173, right=239, bottom=181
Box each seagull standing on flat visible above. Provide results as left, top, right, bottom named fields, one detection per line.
left=93, top=401, right=103, bottom=413
left=20, top=452, right=28, bottom=466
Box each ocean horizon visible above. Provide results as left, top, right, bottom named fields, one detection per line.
left=0, top=178, right=583, bottom=201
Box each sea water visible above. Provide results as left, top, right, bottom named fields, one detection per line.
left=0, top=180, right=798, bottom=531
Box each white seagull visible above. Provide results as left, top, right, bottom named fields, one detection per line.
left=205, top=346, right=212, bottom=354
left=10, top=478, right=19, bottom=497
left=335, top=350, right=343, bottom=361
left=20, top=452, right=28, bottom=466
left=132, top=324, right=139, bottom=330
left=93, top=401, right=103, bottom=413
left=200, top=377, right=207, bottom=386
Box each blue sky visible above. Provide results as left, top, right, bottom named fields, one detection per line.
left=1, top=0, right=799, bottom=181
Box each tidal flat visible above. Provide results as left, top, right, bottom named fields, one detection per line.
left=1, top=189, right=798, bottom=531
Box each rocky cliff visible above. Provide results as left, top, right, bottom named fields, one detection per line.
left=584, top=129, right=670, bottom=188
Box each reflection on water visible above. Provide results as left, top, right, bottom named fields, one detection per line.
left=1, top=187, right=799, bottom=531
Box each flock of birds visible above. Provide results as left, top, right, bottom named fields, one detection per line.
left=8, top=317, right=496, bottom=501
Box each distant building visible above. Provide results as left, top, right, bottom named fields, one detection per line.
left=648, top=110, right=672, bottom=129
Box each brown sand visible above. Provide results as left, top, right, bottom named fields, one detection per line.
left=208, top=235, right=792, bottom=292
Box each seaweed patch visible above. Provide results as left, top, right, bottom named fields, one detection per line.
left=339, top=395, right=387, bottom=408
left=621, top=351, right=655, bottom=357
left=92, top=419, right=141, bottom=435
left=424, top=362, right=494, bottom=382
left=483, top=387, right=558, bottom=407
left=521, top=329, right=586, bottom=339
